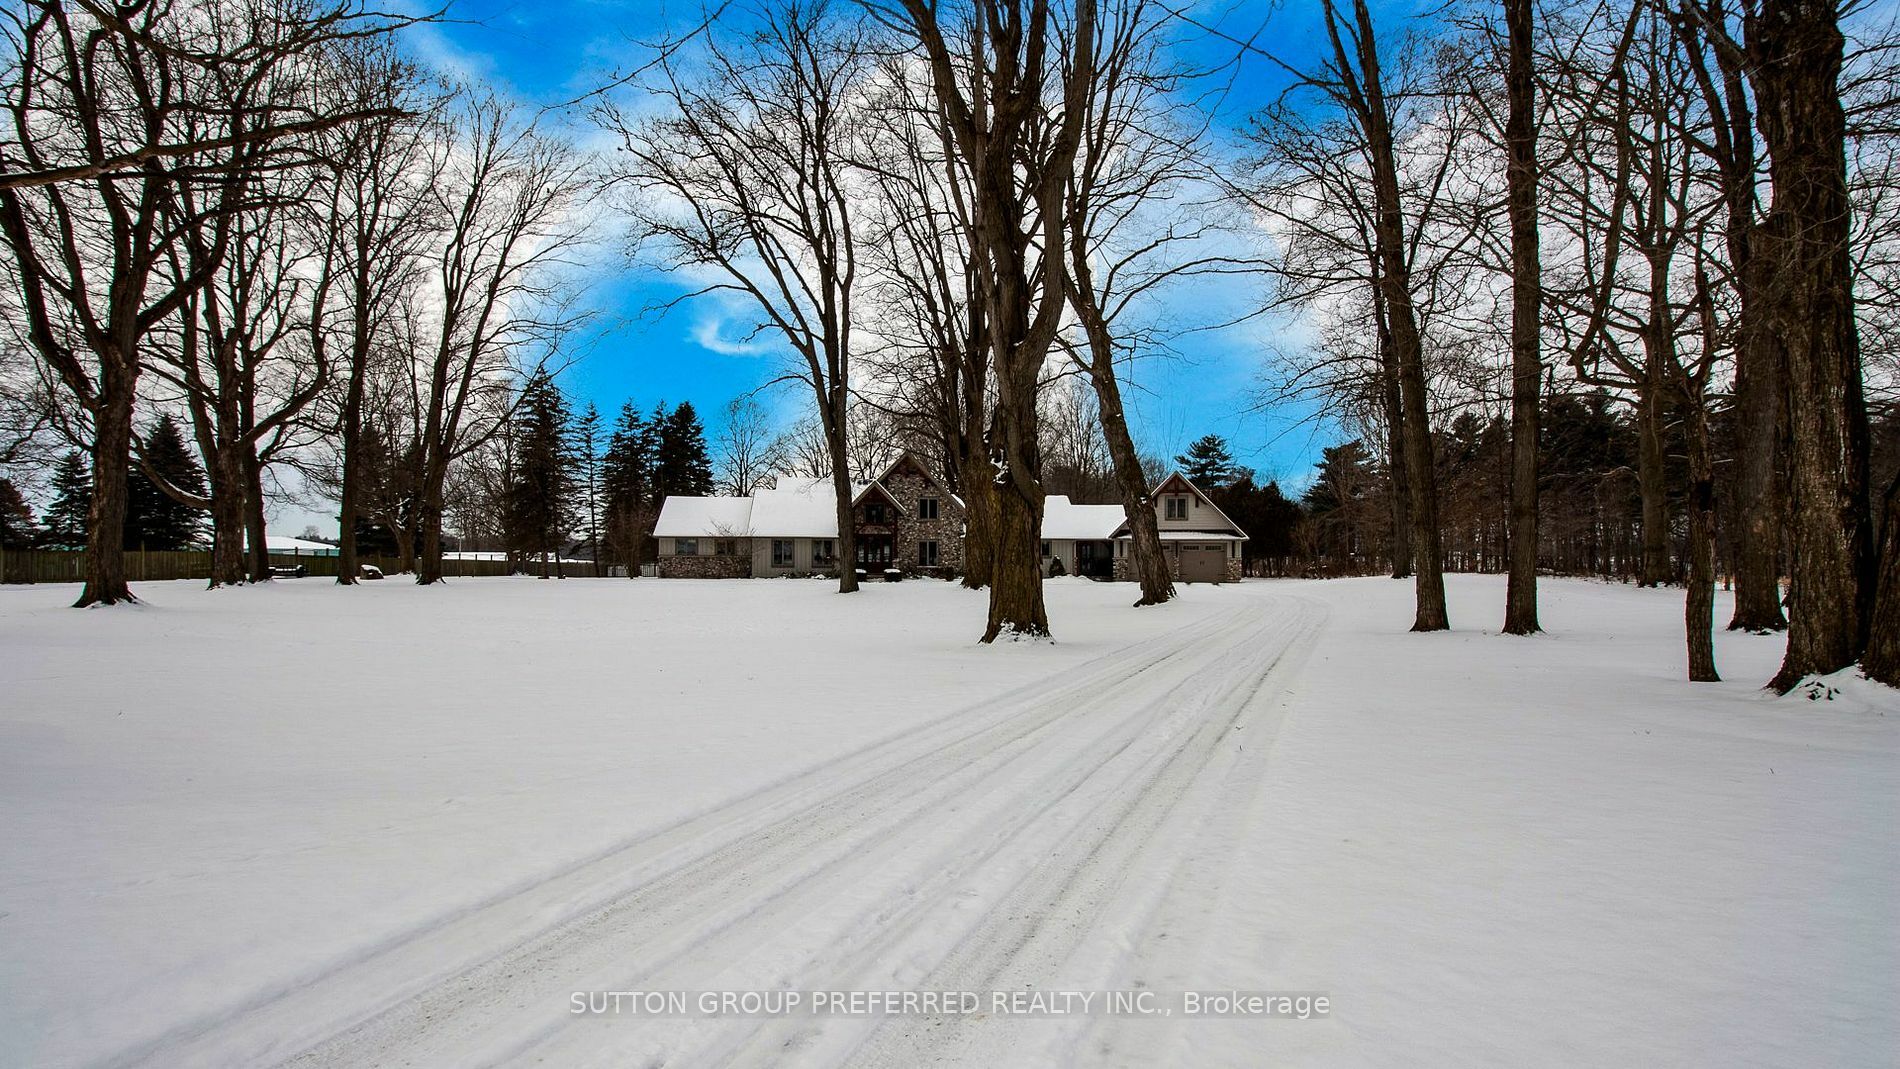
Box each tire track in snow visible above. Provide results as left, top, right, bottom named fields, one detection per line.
left=509, top=601, right=1320, bottom=1068
left=292, top=607, right=1262, bottom=1068
left=107, top=596, right=1285, bottom=1069
left=706, top=592, right=1326, bottom=1069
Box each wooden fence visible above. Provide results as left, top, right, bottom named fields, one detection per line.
left=0, top=548, right=517, bottom=584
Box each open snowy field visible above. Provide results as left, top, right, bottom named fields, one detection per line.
left=0, top=574, right=1894, bottom=1067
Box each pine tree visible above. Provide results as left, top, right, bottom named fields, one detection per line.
left=1175, top=434, right=1239, bottom=488
left=601, top=402, right=658, bottom=574
left=36, top=451, right=91, bottom=549
left=503, top=371, right=575, bottom=573
left=125, top=414, right=207, bottom=551
left=0, top=477, right=33, bottom=549
left=572, top=402, right=603, bottom=575
left=656, top=401, right=714, bottom=497
left=603, top=402, right=655, bottom=510
left=1209, top=473, right=1303, bottom=578
left=1304, top=442, right=1375, bottom=575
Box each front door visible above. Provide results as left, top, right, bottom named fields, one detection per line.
left=1077, top=541, right=1109, bottom=578
left=856, top=535, right=893, bottom=568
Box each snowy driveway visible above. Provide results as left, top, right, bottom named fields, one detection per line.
left=110, top=588, right=1325, bottom=1067
left=6, top=575, right=1894, bottom=1068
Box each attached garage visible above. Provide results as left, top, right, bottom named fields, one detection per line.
left=1176, top=543, right=1228, bottom=583
left=1107, top=472, right=1249, bottom=583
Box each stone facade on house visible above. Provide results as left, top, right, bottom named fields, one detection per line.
left=1111, top=543, right=1244, bottom=583
left=874, top=456, right=966, bottom=577
left=657, top=548, right=753, bottom=579
left=654, top=462, right=1245, bottom=584
left=1105, top=474, right=1249, bottom=584
left=653, top=453, right=970, bottom=580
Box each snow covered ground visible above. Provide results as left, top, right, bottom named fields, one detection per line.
left=0, top=574, right=1893, bottom=1067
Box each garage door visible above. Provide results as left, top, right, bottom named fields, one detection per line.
left=1177, top=544, right=1227, bottom=583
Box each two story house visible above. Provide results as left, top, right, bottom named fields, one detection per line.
left=654, top=454, right=966, bottom=579
left=655, top=459, right=1245, bottom=583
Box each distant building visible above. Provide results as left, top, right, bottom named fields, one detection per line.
left=654, top=453, right=964, bottom=579
left=654, top=458, right=1244, bottom=582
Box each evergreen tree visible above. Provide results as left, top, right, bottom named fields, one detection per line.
left=655, top=401, right=714, bottom=498
left=572, top=402, right=603, bottom=573
left=36, top=450, right=90, bottom=548
left=602, top=401, right=656, bottom=512
left=124, top=414, right=207, bottom=550
left=0, top=477, right=33, bottom=548
left=1304, top=441, right=1375, bottom=575
left=503, top=371, right=575, bottom=570
left=601, top=402, right=659, bottom=573
left=1175, top=434, right=1239, bottom=488
left=1211, top=473, right=1303, bottom=577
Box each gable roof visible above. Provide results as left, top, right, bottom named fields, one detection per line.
left=653, top=495, right=756, bottom=538
left=870, top=451, right=962, bottom=505
left=1110, top=472, right=1247, bottom=539
left=850, top=480, right=903, bottom=511
left=749, top=478, right=844, bottom=537
left=649, top=455, right=976, bottom=539
left=1042, top=495, right=1127, bottom=540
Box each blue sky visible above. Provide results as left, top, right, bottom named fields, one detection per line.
left=392, top=0, right=1342, bottom=509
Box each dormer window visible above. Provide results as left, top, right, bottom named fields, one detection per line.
left=1165, top=495, right=1188, bottom=520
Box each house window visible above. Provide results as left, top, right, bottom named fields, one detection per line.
left=918, top=540, right=940, bottom=567
left=812, top=539, right=836, bottom=565
left=1165, top=496, right=1188, bottom=520
left=857, top=535, right=892, bottom=565
left=714, top=539, right=737, bottom=556
left=1040, top=541, right=1052, bottom=557
left=772, top=539, right=795, bottom=568
left=674, top=538, right=698, bottom=556
left=864, top=502, right=889, bottom=524
left=918, top=497, right=939, bottom=520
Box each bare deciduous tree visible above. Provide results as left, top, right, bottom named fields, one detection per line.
left=0, top=0, right=407, bottom=606
left=605, top=1, right=871, bottom=593
left=870, top=0, right=1098, bottom=641
left=715, top=395, right=781, bottom=496
left=412, top=94, right=589, bottom=586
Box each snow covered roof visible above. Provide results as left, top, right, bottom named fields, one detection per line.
left=653, top=495, right=756, bottom=538
left=1146, top=472, right=1246, bottom=535
left=1147, top=530, right=1247, bottom=541
left=750, top=480, right=844, bottom=537
left=242, top=534, right=338, bottom=555
left=1041, top=496, right=1126, bottom=540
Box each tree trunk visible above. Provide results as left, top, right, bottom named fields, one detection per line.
left=1093, top=367, right=1172, bottom=605
left=1502, top=0, right=1541, bottom=634
left=826, top=405, right=859, bottom=594
left=960, top=458, right=996, bottom=590
left=1069, top=261, right=1172, bottom=605
left=830, top=471, right=860, bottom=594
left=335, top=346, right=367, bottom=586
left=1375, top=281, right=1412, bottom=580
left=1685, top=398, right=1720, bottom=681
left=1683, top=0, right=1786, bottom=632
left=1635, top=381, right=1671, bottom=587
left=983, top=478, right=1049, bottom=641
left=1728, top=240, right=1789, bottom=632
left=1860, top=471, right=1900, bottom=686
left=243, top=448, right=270, bottom=583
left=77, top=365, right=137, bottom=607
left=416, top=460, right=447, bottom=585
left=208, top=445, right=248, bottom=588
left=1340, top=0, right=1447, bottom=631
left=1752, top=0, right=1874, bottom=691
